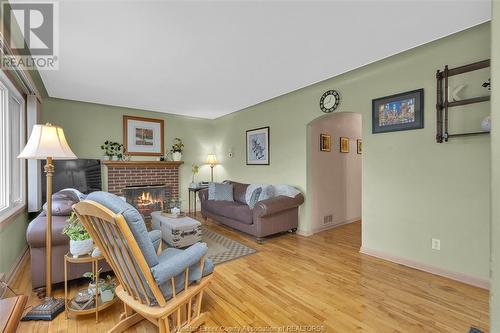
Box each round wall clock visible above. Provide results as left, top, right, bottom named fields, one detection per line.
left=319, top=90, right=340, bottom=113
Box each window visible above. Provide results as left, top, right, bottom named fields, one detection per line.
left=0, top=71, right=26, bottom=222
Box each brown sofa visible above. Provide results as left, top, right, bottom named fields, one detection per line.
left=27, top=190, right=113, bottom=290
left=26, top=211, right=111, bottom=289
left=199, top=181, right=304, bottom=241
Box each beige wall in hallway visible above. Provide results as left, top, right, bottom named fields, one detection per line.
left=309, top=113, right=362, bottom=233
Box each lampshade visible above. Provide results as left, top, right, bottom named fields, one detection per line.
left=18, top=123, right=77, bottom=160
left=206, top=153, right=217, bottom=166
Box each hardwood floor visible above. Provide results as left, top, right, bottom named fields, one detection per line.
left=13, top=219, right=489, bottom=332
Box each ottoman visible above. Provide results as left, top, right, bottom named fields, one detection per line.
left=151, top=211, right=202, bottom=248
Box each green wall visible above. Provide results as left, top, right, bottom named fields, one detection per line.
left=40, top=98, right=215, bottom=209
left=0, top=213, right=28, bottom=275
left=490, top=0, right=499, bottom=330
left=39, top=23, right=491, bottom=283
left=213, top=23, right=491, bottom=281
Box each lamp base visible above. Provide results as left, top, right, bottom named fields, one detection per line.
left=21, top=297, right=64, bottom=321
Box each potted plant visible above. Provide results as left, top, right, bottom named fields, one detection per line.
left=170, top=138, right=184, bottom=161
left=100, top=275, right=115, bottom=303
left=62, top=212, right=93, bottom=258
left=190, top=164, right=199, bottom=188
left=100, top=140, right=124, bottom=160
left=83, top=268, right=105, bottom=296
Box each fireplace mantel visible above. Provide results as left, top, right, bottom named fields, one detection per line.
left=103, top=160, right=184, bottom=168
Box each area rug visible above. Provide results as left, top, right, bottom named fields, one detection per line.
left=201, top=226, right=256, bottom=265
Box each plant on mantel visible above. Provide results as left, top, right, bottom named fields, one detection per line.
left=170, top=138, right=184, bottom=161
left=100, top=140, right=124, bottom=160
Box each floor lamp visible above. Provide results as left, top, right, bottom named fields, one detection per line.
left=206, top=153, right=217, bottom=182
left=18, top=123, right=77, bottom=321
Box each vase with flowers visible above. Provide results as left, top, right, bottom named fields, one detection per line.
left=190, top=163, right=199, bottom=188
left=170, top=138, right=184, bottom=161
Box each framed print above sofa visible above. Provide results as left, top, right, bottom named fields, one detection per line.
left=246, top=126, right=270, bottom=165
left=123, top=115, right=164, bottom=156
left=372, top=89, right=424, bottom=134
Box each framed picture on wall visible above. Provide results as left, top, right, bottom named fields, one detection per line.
left=246, top=126, right=270, bottom=165
left=320, top=134, right=331, bottom=152
left=372, top=89, right=424, bottom=134
left=123, top=115, right=164, bottom=156
left=357, top=139, right=362, bottom=154
left=340, top=137, right=349, bottom=153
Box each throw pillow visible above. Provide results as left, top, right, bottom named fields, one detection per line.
left=43, top=199, right=75, bottom=216
left=43, top=189, right=85, bottom=215
left=208, top=182, right=217, bottom=200
left=247, top=187, right=262, bottom=209
left=245, top=184, right=275, bottom=204
left=208, top=183, right=234, bottom=201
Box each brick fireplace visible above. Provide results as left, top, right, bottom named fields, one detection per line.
left=104, top=161, right=183, bottom=217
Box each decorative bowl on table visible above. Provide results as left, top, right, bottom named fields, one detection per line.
left=74, top=289, right=93, bottom=304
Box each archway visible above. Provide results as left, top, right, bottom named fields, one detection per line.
left=307, top=112, right=362, bottom=234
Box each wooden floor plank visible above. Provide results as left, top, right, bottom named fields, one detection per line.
left=12, top=218, right=488, bottom=333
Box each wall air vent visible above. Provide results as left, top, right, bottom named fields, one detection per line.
left=323, top=214, right=333, bottom=225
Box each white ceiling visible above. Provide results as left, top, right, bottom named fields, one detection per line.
left=38, top=0, right=491, bottom=119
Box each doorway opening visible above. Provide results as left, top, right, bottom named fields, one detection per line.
left=307, top=112, right=362, bottom=234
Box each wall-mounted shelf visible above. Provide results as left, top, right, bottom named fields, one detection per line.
left=447, top=131, right=490, bottom=139
left=436, top=59, right=490, bottom=143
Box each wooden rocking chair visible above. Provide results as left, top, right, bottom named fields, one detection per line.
left=73, top=192, right=213, bottom=333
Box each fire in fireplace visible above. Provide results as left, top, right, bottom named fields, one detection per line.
left=123, top=184, right=169, bottom=219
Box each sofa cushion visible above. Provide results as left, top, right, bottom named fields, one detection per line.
left=202, top=200, right=253, bottom=225
left=86, top=191, right=159, bottom=267
left=154, top=245, right=214, bottom=300
left=231, top=182, right=250, bottom=205
left=208, top=183, right=234, bottom=201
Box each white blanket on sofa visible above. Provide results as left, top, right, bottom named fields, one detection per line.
left=245, top=184, right=300, bottom=205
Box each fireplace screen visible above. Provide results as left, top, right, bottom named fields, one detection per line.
left=123, top=185, right=168, bottom=219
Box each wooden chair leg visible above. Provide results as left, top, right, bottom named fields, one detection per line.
left=180, top=312, right=208, bottom=332
left=108, top=312, right=143, bottom=333
left=119, top=302, right=135, bottom=320
left=159, top=317, right=171, bottom=333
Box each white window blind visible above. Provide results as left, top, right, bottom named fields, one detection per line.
left=0, top=71, right=26, bottom=222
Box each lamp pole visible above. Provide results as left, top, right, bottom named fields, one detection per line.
left=18, top=123, right=76, bottom=321
left=44, top=157, right=54, bottom=298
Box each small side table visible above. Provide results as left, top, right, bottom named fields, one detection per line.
left=64, top=253, right=118, bottom=323
left=188, top=186, right=207, bottom=214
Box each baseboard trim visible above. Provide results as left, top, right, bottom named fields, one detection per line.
left=359, top=246, right=489, bottom=290
left=296, top=229, right=313, bottom=237
left=312, top=217, right=360, bottom=234
left=0, top=246, right=29, bottom=298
